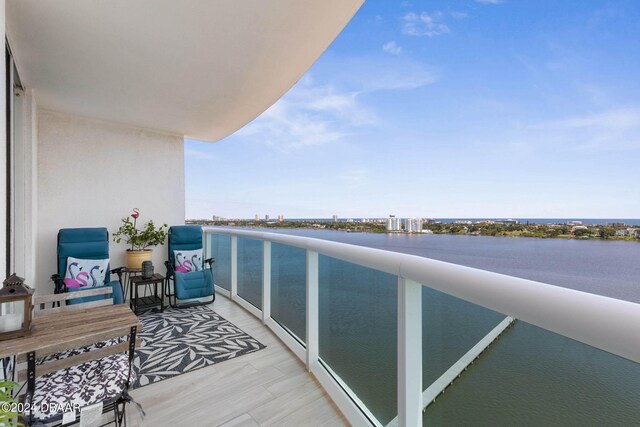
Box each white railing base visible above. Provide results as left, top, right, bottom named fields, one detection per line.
left=214, top=285, right=231, bottom=298
left=231, top=294, right=262, bottom=319
left=311, top=360, right=383, bottom=427
left=264, top=317, right=306, bottom=362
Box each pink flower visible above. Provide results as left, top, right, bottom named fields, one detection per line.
left=131, top=208, right=140, bottom=219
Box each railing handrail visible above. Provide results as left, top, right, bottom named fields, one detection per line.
left=205, top=226, right=640, bottom=364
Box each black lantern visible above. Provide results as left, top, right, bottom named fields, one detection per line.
left=0, top=274, right=34, bottom=340
left=141, top=261, right=154, bottom=279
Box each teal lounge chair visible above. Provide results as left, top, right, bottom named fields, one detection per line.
left=51, top=227, right=124, bottom=305
left=165, top=225, right=215, bottom=308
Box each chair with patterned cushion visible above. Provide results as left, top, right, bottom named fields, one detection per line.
left=51, top=228, right=124, bottom=305
left=45, top=228, right=126, bottom=376
left=164, top=225, right=215, bottom=308
left=20, top=288, right=139, bottom=426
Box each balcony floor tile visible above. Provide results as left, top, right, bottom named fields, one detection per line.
left=128, top=294, right=347, bottom=426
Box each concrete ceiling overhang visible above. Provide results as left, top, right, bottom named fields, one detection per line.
left=6, top=0, right=363, bottom=142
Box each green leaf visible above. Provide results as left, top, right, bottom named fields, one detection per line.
left=112, top=211, right=167, bottom=251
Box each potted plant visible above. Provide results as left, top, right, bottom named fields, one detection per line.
left=0, top=367, right=21, bottom=426
left=114, top=209, right=168, bottom=269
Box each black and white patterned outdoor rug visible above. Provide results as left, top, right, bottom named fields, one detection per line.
left=132, top=306, right=265, bottom=388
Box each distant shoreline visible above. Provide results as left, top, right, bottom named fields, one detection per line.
left=188, top=219, right=640, bottom=242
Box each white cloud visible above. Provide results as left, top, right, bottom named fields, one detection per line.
left=236, top=58, right=439, bottom=151
left=382, top=41, right=402, bottom=55
left=402, top=12, right=450, bottom=37
left=363, top=64, right=438, bottom=91
left=236, top=79, right=369, bottom=151
left=238, top=102, right=348, bottom=150
left=532, top=107, right=640, bottom=152
left=544, top=108, right=640, bottom=132
left=331, top=57, right=439, bottom=92
left=450, top=11, right=469, bottom=20
left=185, top=147, right=217, bottom=161
left=307, top=93, right=357, bottom=112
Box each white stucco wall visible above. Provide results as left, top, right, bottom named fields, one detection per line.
left=36, top=110, right=185, bottom=293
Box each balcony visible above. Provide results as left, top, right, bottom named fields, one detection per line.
left=2, top=2, right=640, bottom=426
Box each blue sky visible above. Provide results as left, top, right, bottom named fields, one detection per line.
left=185, top=0, right=640, bottom=219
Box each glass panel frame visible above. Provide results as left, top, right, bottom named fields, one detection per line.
left=237, top=237, right=263, bottom=308
left=270, top=242, right=307, bottom=343
left=318, top=255, right=398, bottom=425
left=208, top=233, right=231, bottom=290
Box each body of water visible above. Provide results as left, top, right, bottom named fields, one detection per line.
left=209, top=229, right=640, bottom=426
left=265, top=229, right=640, bottom=303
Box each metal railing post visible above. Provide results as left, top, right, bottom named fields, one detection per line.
left=306, top=250, right=319, bottom=370
left=230, top=235, right=238, bottom=301
left=262, top=240, right=271, bottom=323
left=203, top=232, right=210, bottom=260
left=398, top=277, right=422, bottom=427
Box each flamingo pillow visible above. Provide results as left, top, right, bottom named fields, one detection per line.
left=174, top=249, right=203, bottom=273
left=64, top=257, right=110, bottom=289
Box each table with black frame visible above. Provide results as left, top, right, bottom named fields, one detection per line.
left=118, top=267, right=141, bottom=301
left=129, top=273, right=165, bottom=314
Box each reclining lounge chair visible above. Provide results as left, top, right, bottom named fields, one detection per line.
left=51, top=227, right=124, bottom=305
left=165, top=225, right=215, bottom=308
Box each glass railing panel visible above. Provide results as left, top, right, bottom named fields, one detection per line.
left=208, top=233, right=231, bottom=290
left=318, top=255, right=397, bottom=425
left=270, top=242, right=306, bottom=343
left=422, top=286, right=504, bottom=387
left=423, top=321, right=640, bottom=425
left=237, top=237, right=262, bottom=309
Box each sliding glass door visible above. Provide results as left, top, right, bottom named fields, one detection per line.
left=5, top=40, right=24, bottom=277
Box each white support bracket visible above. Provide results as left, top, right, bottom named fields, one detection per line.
left=262, top=240, right=271, bottom=324
left=230, top=235, right=238, bottom=301
left=306, top=250, right=319, bottom=370
left=397, top=277, right=422, bottom=427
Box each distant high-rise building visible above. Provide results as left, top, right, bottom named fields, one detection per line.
left=265, top=214, right=270, bottom=221
left=332, top=214, right=338, bottom=222
left=403, top=218, right=423, bottom=233
left=386, top=215, right=401, bottom=231
left=278, top=215, right=284, bottom=222
left=254, top=214, right=260, bottom=221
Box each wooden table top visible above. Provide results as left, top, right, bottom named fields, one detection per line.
left=130, top=273, right=164, bottom=284
left=1, top=304, right=141, bottom=360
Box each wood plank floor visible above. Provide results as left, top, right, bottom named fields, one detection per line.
left=128, top=294, right=348, bottom=426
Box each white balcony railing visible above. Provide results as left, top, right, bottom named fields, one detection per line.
left=203, top=227, right=640, bottom=427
